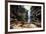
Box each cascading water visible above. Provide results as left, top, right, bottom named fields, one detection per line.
left=28, top=10, right=30, bottom=23
left=23, top=5, right=31, bottom=23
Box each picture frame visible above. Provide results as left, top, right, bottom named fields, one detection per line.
left=5, top=0, right=45, bottom=33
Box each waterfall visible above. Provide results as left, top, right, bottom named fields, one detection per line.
left=28, top=10, right=30, bottom=23
left=23, top=5, right=31, bottom=23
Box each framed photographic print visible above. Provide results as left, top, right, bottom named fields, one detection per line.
left=5, top=0, right=45, bottom=33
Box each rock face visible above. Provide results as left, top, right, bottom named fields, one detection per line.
left=31, top=6, right=41, bottom=27
left=31, top=6, right=41, bottom=22
left=10, top=5, right=28, bottom=22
